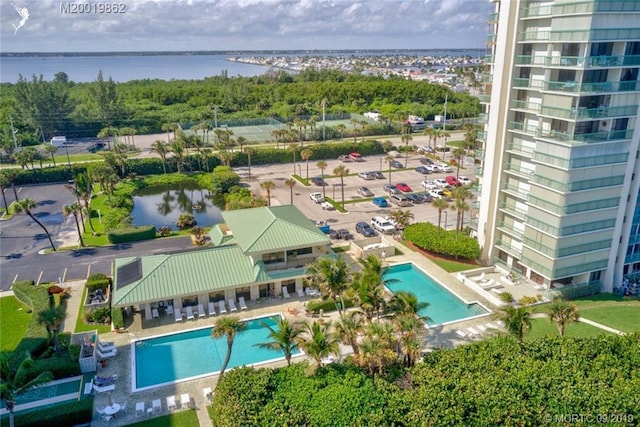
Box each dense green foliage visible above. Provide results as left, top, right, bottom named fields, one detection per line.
left=404, top=222, right=481, bottom=260
left=212, top=334, right=640, bottom=426
left=9, top=281, right=50, bottom=361
left=210, top=166, right=240, bottom=195
left=307, top=297, right=354, bottom=313
left=106, top=225, right=156, bottom=243
left=0, top=396, right=93, bottom=427
left=111, top=307, right=124, bottom=329
left=85, top=278, right=110, bottom=293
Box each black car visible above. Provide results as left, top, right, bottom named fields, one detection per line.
left=372, top=171, right=385, bottom=179
left=406, top=193, right=429, bottom=204
left=390, top=160, right=404, bottom=169
left=420, top=158, right=434, bottom=165
left=329, top=229, right=353, bottom=240
left=311, top=176, right=327, bottom=186
left=88, top=142, right=105, bottom=153
left=415, top=166, right=432, bottom=174
left=355, top=221, right=377, bottom=237
left=414, top=191, right=433, bottom=203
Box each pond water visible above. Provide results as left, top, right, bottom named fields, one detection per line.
left=131, top=185, right=224, bottom=230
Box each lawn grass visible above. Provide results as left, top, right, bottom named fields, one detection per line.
left=46, top=153, right=104, bottom=164
left=428, top=257, right=478, bottom=273
left=0, top=296, right=32, bottom=352
left=74, top=287, right=111, bottom=334
left=526, top=318, right=612, bottom=340
left=531, top=293, right=640, bottom=333
left=128, top=410, right=199, bottom=427
left=80, top=192, right=110, bottom=247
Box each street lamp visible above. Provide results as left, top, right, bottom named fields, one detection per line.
left=443, top=211, right=448, bottom=230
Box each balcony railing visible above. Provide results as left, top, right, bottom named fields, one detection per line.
left=486, top=33, right=497, bottom=44
left=478, top=113, right=489, bottom=123
left=539, top=104, right=639, bottom=120
left=487, top=12, right=498, bottom=23
left=475, top=166, right=484, bottom=176
left=513, top=78, right=544, bottom=90
left=495, top=240, right=523, bottom=258
left=510, top=121, right=538, bottom=136
left=478, top=94, right=491, bottom=103
left=499, top=202, right=528, bottom=220
left=504, top=163, right=535, bottom=178
left=516, top=54, right=640, bottom=68
left=485, top=54, right=495, bottom=64
left=475, top=149, right=485, bottom=160
left=543, top=80, right=640, bottom=93
left=501, top=182, right=529, bottom=199
left=523, top=0, right=640, bottom=18
left=477, top=131, right=487, bottom=141
left=497, top=221, right=524, bottom=238
left=535, top=128, right=634, bottom=144
left=550, top=28, right=640, bottom=42
left=511, top=99, right=541, bottom=112
left=505, top=141, right=534, bottom=157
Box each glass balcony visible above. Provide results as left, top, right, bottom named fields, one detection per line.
left=477, top=131, right=487, bottom=141
left=482, top=75, right=493, bottom=83
left=509, top=121, right=538, bottom=136
left=501, top=183, right=528, bottom=200
left=504, top=163, right=535, bottom=179
left=511, top=99, right=541, bottom=113
left=478, top=94, right=491, bottom=103
left=469, top=218, right=478, bottom=231
left=539, top=104, right=639, bottom=120
left=550, top=28, right=640, bottom=42
left=512, top=78, right=544, bottom=90
left=505, top=142, right=534, bottom=158
left=472, top=201, right=481, bottom=210
left=519, top=31, right=550, bottom=42
left=497, top=221, right=524, bottom=238
left=535, top=128, right=633, bottom=144
left=544, top=80, right=640, bottom=93
left=523, top=1, right=640, bottom=18
left=499, top=202, right=527, bottom=220
left=475, top=166, right=484, bottom=176
left=487, top=12, right=498, bottom=23
left=478, top=113, right=489, bottom=123
left=495, top=240, right=523, bottom=258
left=486, top=33, right=497, bottom=44
left=475, top=149, right=485, bottom=160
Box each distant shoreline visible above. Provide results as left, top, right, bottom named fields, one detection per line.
left=1, top=49, right=483, bottom=58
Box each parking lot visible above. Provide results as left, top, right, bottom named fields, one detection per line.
left=244, top=150, right=476, bottom=241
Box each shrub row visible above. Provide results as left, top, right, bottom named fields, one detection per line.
left=307, top=297, right=354, bottom=313
left=404, top=222, right=481, bottom=260
left=106, top=225, right=156, bottom=244
left=85, top=278, right=110, bottom=293
left=111, top=307, right=124, bottom=330
left=11, top=280, right=51, bottom=362
left=0, top=395, right=93, bottom=427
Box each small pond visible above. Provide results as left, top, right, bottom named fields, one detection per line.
left=131, top=184, right=224, bottom=230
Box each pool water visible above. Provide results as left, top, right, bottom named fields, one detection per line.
left=134, top=315, right=298, bottom=390
left=384, top=263, right=488, bottom=325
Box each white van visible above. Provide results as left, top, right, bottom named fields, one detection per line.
left=390, top=194, right=411, bottom=207
left=50, top=136, right=67, bottom=147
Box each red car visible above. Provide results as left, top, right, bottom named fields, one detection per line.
left=445, top=175, right=461, bottom=186
left=395, top=183, right=413, bottom=193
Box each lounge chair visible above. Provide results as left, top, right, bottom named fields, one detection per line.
left=485, top=322, right=499, bottom=330
left=98, top=340, right=115, bottom=350
left=282, top=288, right=291, bottom=298
left=228, top=299, right=238, bottom=312
left=97, top=348, right=117, bottom=359
left=166, top=305, right=174, bottom=316
left=93, top=383, right=115, bottom=393
left=180, top=393, right=192, bottom=409
left=297, top=288, right=305, bottom=298
left=467, top=327, right=482, bottom=338
left=455, top=330, right=468, bottom=339
left=208, top=302, right=216, bottom=316
left=186, top=306, right=195, bottom=320
left=476, top=324, right=488, bottom=334
left=117, top=401, right=128, bottom=414
left=152, top=308, right=159, bottom=319
left=135, top=401, right=145, bottom=417
left=238, top=296, right=248, bottom=310
left=203, top=387, right=213, bottom=404
left=218, top=300, right=227, bottom=314
left=166, top=395, right=176, bottom=411
left=197, top=303, right=206, bottom=318
left=496, top=320, right=506, bottom=328
left=174, top=307, right=183, bottom=322
left=83, top=378, right=93, bottom=395
left=152, top=399, right=162, bottom=414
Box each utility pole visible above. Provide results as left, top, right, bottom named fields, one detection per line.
left=321, top=98, right=326, bottom=141
left=9, top=115, right=19, bottom=150
left=443, top=93, right=448, bottom=132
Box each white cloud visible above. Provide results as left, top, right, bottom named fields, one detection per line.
left=1, top=0, right=491, bottom=51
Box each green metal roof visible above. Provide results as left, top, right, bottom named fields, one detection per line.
left=208, top=224, right=236, bottom=246
left=112, top=245, right=271, bottom=307
left=221, top=205, right=329, bottom=253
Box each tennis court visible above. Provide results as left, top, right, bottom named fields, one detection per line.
left=0, top=375, right=91, bottom=416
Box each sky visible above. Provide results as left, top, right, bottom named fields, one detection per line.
left=1, top=0, right=491, bottom=52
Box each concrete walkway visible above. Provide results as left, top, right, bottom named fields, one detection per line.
left=578, top=317, right=625, bottom=335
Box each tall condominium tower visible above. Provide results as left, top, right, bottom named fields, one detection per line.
left=475, top=0, right=640, bottom=294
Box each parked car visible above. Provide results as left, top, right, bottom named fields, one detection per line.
left=372, top=197, right=388, bottom=207
left=422, top=180, right=438, bottom=190
left=429, top=189, right=446, bottom=199
left=387, top=150, right=402, bottom=158
left=309, top=192, right=325, bottom=203
left=390, top=194, right=411, bottom=207
left=356, top=222, right=377, bottom=237
left=357, top=186, right=374, bottom=197
left=311, top=176, right=327, bottom=186
left=321, top=201, right=335, bottom=210
left=389, top=160, right=404, bottom=169
left=358, top=171, right=376, bottom=180
left=338, top=155, right=353, bottom=162
left=413, top=191, right=433, bottom=203
left=437, top=163, right=453, bottom=173
left=420, top=157, right=434, bottom=165
left=434, top=178, right=448, bottom=187
left=329, top=229, right=353, bottom=240
left=445, top=175, right=461, bottom=186
left=371, top=216, right=396, bottom=234
left=406, top=193, right=428, bottom=204
left=418, top=145, right=435, bottom=154
left=88, top=142, right=105, bottom=153
left=383, top=184, right=400, bottom=195
left=415, top=166, right=432, bottom=175
left=458, top=176, right=472, bottom=185
left=395, top=183, right=413, bottom=193
left=372, top=171, right=385, bottom=179
left=349, top=152, right=364, bottom=162
left=425, top=164, right=439, bottom=172
left=442, top=186, right=454, bottom=198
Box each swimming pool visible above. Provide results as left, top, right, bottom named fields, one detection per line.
left=132, top=314, right=299, bottom=391
left=384, top=263, right=489, bottom=326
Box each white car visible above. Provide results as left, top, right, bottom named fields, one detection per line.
left=458, top=176, right=472, bottom=185
left=321, top=201, right=334, bottom=210
left=421, top=180, right=438, bottom=190
left=371, top=216, right=396, bottom=234
left=425, top=164, right=439, bottom=173
left=433, top=178, right=448, bottom=187
left=437, top=163, right=453, bottom=173
left=310, top=192, right=325, bottom=203
left=429, top=189, right=446, bottom=199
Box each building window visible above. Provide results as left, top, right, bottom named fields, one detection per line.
left=263, top=252, right=285, bottom=264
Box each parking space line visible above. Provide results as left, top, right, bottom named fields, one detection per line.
left=36, top=271, right=43, bottom=285
left=62, top=267, right=67, bottom=282
left=12, top=274, right=19, bottom=285
left=86, top=264, right=91, bottom=278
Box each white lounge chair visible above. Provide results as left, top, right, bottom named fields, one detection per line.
left=174, top=308, right=183, bottom=322
left=186, top=306, right=195, bottom=320
left=203, top=387, right=213, bottom=404
left=166, top=305, right=174, bottom=316
left=485, top=322, right=499, bottom=330
left=180, top=393, right=191, bottom=409
left=282, top=288, right=291, bottom=298
left=166, top=395, right=176, bottom=411
left=467, top=327, right=482, bottom=338
left=93, top=383, right=115, bottom=393
left=228, top=299, right=238, bottom=312
left=238, top=296, right=248, bottom=310
left=152, top=398, right=162, bottom=414
left=135, top=401, right=145, bottom=417
left=208, top=302, right=216, bottom=316
left=97, top=348, right=117, bottom=359
left=455, top=330, right=468, bottom=339
left=218, top=300, right=227, bottom=314
left=496, top=320, right=506, bottom=328
left=83, top=378, right=93, bottom=395
left=197, top=304, right=206, bottom=318
left=152, top=308, right=159, bottom=319
left=297, top=288, right=305, bottom=298
left=476, top=324, right=488, bottom=334
left=117, top=401, right=128, bottom=414
left=98, top=341, right=115, bottom=351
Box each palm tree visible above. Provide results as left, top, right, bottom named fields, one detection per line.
left=37, top=306, right=66, bottom=355
left=336, top=123, right=347, bottom=141
left=64, top=182, right=86, bottom=234
left=244, top=147, right=254, bottom=179
left=0, top=354, right=54, bottom=427
left=236, top=136, right=248, bottom=153
left=334, top=311, right=365, bottom=355
left=548, top=299, right=579, bottom=336
left=306, top=257, right=350, bottom=316
left=284, top=178, right=296, bottom=204
left=216, top=150, right=235, bottom=167
left=300, top=149, right=312, bottom=181
left=388, top=209, right=414, bottom=234
left=332, top=165, right=349, bottom=210
left=432, top=197, right=450, bottom=230
left=401, top=133, right=413, bottom=167
left=10, top=199, right=56, bottom=251
left=161, top=122, right=178, bottom=142
left=43, top=144, right=58, bottom=166
left=74, top=172, right=95, bottom=233
left=386, top=156, right=394, bottom=185
left=500, top=306, right=532, bottom=343
left=352, top=255, right=389, bottom=322
left=356, top=322, right=397, bottom=376
left=350, top=118, right=358, bottom=143
left=211, top=316, right=247, bottom=380
left=453, top=146, right=466, bottom=177
left=150, top=140, right=170, bottom=174
left=296, top=320, right=339, bottom=371
left=386, top=291, right=430, bottom=320
left=260, top=180, right=276, bottom=206
left=451, top=186, right=472, bottom=234
left=289, top=143, right=299, bottom=174
left=424, top=127, right=436, bottom=151
left=170, top=140, right=186, bottom=173
left=254, top=317, right=304, bottom=366
left=63, top=203, right=85, bottom=247
left=316, top=160, right=327, bottom=198
left=394, top=312, right=425, bottom=367
left=0, top=173, right=10, bottom=211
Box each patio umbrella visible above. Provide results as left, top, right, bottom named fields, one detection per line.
left=108, top=391, right=113, bottom=407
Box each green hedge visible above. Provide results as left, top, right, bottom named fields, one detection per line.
left=85, top=278, right=110, bottom=293
left=307, top=297, right=354, bottom=313
left=11, top=281, right=51, bottom=362
left=106, top=225, right=156, bottom=244
left=404, top=222, right=481, bottom=260
left=111, top=307, right=124, bottom=330
left=0, top=396, right=93, bottom=427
